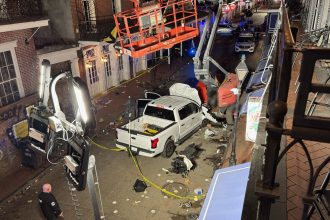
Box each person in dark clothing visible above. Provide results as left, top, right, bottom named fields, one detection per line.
left=38, top=183, right=63, bottom=220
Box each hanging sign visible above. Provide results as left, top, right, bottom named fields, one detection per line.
left=245, top=96, right=262, bottom=142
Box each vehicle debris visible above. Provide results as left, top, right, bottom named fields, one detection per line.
left=193, top=188, right=203, bottom=195
left=162, top=168, right=170, bottom=174
left=133, top=179, right=147, bottom=192
left=204, top=128, right=218, bottom=139
left=168, top=144, right=203, bottom=177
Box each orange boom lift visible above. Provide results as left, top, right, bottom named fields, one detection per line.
left=114, top=0, right=199, bottom=58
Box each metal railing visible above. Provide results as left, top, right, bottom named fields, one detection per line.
left=242, top=3, right=330, bottom=220
left=78, top=16, right=116, bottom=42
left=0, top=0, right=44, bottom=24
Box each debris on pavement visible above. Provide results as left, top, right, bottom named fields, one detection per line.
left=193, top=188, right=203, bottom=195
left=179, top=201, right=192, bottom=209
left=170, top=155, right=193, bottom=177
left=168, top=144, right=204, bottom=177
left=204, top=144, right=227, bottom=170
left=204, top=128, right=218, bottom=139
left=162, top=168, right=170, bottom=174
left=133, top=179, right=147, bottom=192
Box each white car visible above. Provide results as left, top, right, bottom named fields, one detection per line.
left=235, top=32, right=255, bottom=53
left=217, top=23, right=235, bottom=36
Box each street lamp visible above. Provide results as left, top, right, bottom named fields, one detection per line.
left=229, top=54, right=249, bottom=166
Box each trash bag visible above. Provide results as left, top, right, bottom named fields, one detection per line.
left=133, top=179, right=147, bottom=192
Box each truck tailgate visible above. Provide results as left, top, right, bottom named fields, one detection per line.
left=116, top=128, right=153, bottom=152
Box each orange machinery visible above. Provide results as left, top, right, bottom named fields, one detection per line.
left=114, top=0, right=199, bottom=58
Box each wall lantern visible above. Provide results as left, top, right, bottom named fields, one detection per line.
left=85, top=61, right=93, bottom=68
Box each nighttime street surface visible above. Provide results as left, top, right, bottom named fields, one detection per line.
left=0, top=12, right=267, bottom=220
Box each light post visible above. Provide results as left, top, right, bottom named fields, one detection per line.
left=229, top=54, right=249, bottom=166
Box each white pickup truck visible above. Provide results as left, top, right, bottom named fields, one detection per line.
left=116, top=95, right=204, bottom=157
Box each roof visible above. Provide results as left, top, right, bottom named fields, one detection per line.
left=148, top=96, right=192, bottom=110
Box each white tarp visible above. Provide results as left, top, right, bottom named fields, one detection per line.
left=169, top=83, right=202, bottom=105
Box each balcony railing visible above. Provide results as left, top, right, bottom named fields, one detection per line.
left=0, top=0, right=44, bottom=24
left=78, top=16, right=116, bottom=42
left=242, top=3, right=330, bottom=220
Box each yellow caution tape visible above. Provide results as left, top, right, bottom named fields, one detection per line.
left=88, top=137, right=206, bottom=201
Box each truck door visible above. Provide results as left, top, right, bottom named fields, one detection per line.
left=189, top=103, right=203, bottom=128
left=178, top=103, right=195, bottom=139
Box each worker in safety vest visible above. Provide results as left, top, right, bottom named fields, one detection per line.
left=38, top=183, right=63, bottom=219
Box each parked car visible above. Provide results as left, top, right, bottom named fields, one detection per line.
left=235, top=32, right=255, bottom=53
left=217, top=23, right=236, bottom=35
left=116, top=95, right=204, bottom=158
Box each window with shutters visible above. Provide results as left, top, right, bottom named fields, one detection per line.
left=87, top=60, right=98, bottom=85
left=0, top=50, right=20, bottom=107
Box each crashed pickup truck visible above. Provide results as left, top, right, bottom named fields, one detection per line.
left=116, top=83, right=219, bottom=157
left=116, top=95, right=204, bottom=157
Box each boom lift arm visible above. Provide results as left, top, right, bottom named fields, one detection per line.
left=193, top=0, right=229, bottom=85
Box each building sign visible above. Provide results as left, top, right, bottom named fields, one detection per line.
left=245, top=97, right=262, bottom=142
left=86, top=49, right=95, bottom=58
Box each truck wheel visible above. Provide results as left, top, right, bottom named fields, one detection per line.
left=162, top=139, right=175, bottom=158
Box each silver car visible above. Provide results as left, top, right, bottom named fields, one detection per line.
left=217, top=23, right=235, bottom=35
left=235, top=32, right=255, bottom=53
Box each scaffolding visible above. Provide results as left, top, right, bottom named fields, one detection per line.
left=114, top=0, right=199, bottom=58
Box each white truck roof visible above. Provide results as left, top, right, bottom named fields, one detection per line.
left=148, top=96, right=194, bottom=110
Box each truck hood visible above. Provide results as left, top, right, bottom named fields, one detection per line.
left=169, top=83, right=202, bottom=105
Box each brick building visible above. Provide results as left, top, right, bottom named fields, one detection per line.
left=0, top=0, right=48, bottom=180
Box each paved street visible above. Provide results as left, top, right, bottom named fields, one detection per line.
left=0, top=11, right=269, bottom=220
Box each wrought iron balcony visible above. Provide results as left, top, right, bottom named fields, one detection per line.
left=0, top=0, right=44, bottom=24
left=78, top=16, right=116, bottom=42
left=242, top=3, right=330, bottom=220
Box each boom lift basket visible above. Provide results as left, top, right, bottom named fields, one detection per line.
left=114, top=0, right=199, bottom=58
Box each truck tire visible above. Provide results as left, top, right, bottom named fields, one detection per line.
left=162, top=139, right=175, bottom=158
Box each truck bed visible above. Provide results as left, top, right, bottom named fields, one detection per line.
left=121, top=115, right=173, bottom=135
